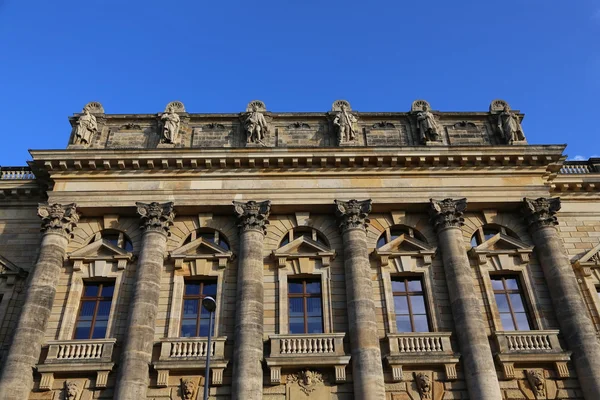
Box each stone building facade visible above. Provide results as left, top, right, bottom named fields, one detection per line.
left=0, top=99, right=599, bottom=399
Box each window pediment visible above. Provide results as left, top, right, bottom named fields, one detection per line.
left=373, top=234, right=435, bottom=267
left=468, top=233, right=533, bottom=265
left=272, top=236, right=335, bottom=268
left=0, top=255, right=27, bottom=285
left=170, top=237, right=234, bottom=269
left=69, top=239, right=134, bottom=271
left=573, top=242, right=600, bottom=277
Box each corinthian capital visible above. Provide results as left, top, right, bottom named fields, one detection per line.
left=521, top=197, right=561, bottom=231
left=38, top=203, right=80, bottom=237
left=429, top=198, right=467, bottom=232
left=335, top=199, right=372, bottom=232
left=136, top=202, right=175, bottom=234
left=233, top=200, right=272, bottom=234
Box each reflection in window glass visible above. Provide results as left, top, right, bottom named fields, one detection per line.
left=391, top=277, right=430, bottom=332
left=74, top=282, right=114, bottom=339
left=491, top=276, right=532, bottom=331
left=180, top=280, right=217, bottom=337
left=288, top=279, right=323, bottom=334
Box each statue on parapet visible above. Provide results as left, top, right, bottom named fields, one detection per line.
left=411, top=100, right=442, bottom=144
left=497, top=105, right=526, bottom=143
left=242, top=100, right=270, bottom=145
left=72, top=105, right=98, bottom=145
left=331, top=100, right=358, bottom=145
left=160, top=103, right=182, bottom=144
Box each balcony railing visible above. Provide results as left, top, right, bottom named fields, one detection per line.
left=559, top=159, right=600, bottom=174
left=493, top=330, right=571, bottom=379
left=0, top=167, right=35, bottom=180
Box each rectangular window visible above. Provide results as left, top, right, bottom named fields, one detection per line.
left=288, top=278, right=323, bottom=334
left=491, top=275, right=532, bottom=331
left=74, top=282, right=114, bottom=339
left=392, top=277, right=430, bottom=332
left=180, top=280, right=217, bottom=337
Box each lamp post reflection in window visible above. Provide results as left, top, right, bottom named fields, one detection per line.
left=201, top=296, right=216, bottom=400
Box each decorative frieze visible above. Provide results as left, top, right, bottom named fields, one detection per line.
left=233, top=200, right=271, bottom=234
left=334, top=199, right=372, bottom=232
left=428, top=198, right=467, bottom=232
left=136, top=201, right=175, bottom=234
left=521, top=197, right=561, bottom=231
left=38, top=203, right=80, bottom=237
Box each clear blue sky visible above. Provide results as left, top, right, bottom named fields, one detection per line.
left=1, top=0, right=599, bottom=165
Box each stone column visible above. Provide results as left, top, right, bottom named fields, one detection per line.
left=231, top=200, right=271, bottom=400
left=114, top=202, right=174, bottom=400
left=522, top=197, right=600, bottom=398
left=0, top=203, right=79, bottom=400
left=335, top=199, right=385, bottom=400
left=429, top=198, right=502, bottom=400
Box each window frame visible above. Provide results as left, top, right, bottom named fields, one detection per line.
left=490, top=275, right=533, bottom=331
left=391, top=276, right=431, bottom=333
left=287, top=277, right=324, bottom=334
left=279, top=227, right=329, bottom=248
left=470, top=225, right=519, bottom=248
left=73, top=281, right=115, bottom=340
left=180, top=279, right=218, bottom=338
left=377, top=225, right=428, bottom=249
left=183, top=228, right=230, bottom=250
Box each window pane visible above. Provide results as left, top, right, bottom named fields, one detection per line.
left=288, top=282, right=303, bottom=294
left=396, top=315, right=412, bottom=332
left=96, top=301, right=112, bottom=318
left=198, top=319, right=214, bottom=337
left=410, top=296, right=426, bottom=314
left=101, top=284, right=114, bottom=298
left=500, top=313, right=516, bottom=331
left=103, top=234, right=120, bottom=247
left=377, top=236, right=387, bottom=248
left=91, top=320, right=107, bottom=339
left=391, top=280, right=406, bottom=293
left=470, top=236, right=479, bottom=247
left=305, top=282, right=321, bottom=294
left=306, top=298, right=322, bottom=316
left=203, top=283, right=217, bottom=297
left=509, top=294, right=526, bottom=312
left=483, top=229, right=499, bottom=241
left=289, top=298, right=304, bottom=317
left=491, top=278, right=504, bottom=291
left=78, top=301, right=96, bottom=320
left=307, top=317, right=323, bottom=333
left=219, top=240, right=230, bottom=250
left=74, top=321, right=91, bottom=339
left=505, top=279, right=519, bottom=290
left=185, top=283, right=200, bottom=296
left=413, top=315, right=429, bottom=332
left=84, top=284, right=100, bottom=297
left=289, top=318, right=305, bottom=334
left=394, top=296, right=409, bottom=314
left=407, top=280, right=422, bottom=292
left=514, top=313, right=531, bottom=331
left=123, top=239, right=133, bottom=252
left=183, top=299, right=199, bottom=318
left=181, top=319, right=197, bottom=337
left=494, top=294, right=510, bottom=312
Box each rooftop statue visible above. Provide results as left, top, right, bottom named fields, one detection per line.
left=243, top=100, right=269, bottom=145
left=416, top=105, right=441, bottom=143
left=72, top=106, right=98, bottom=146
left=331, top=100, right=358, bottom=145
left=160, top=104, right=181, bottom=144
left=498, top=105, right=526, bottom=143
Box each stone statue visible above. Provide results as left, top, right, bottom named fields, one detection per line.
left=497, top=105, right=525, bottom=143
left=414, top=372, right=432, bottom=399
left=526, top=370, right=545, bottom=397
left=64, top=381, right=79, bottom=400
left=333, top=104, right=358, bottom=144
left=416, top=106, right=441, bottom=143
left=72, top=107, right=98, bottom=145
left=181, top=378, right=196, bottom=400
left=243, top=103, right=269, bottom=144
left=160, top=105, right=181, bottom=144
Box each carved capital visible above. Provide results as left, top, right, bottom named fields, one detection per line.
left=429, top=198, right=467, bottom=232
left=521, top=197, right=561, bottom=231
left=136, top=202, right=175, bottom=234
left=335, top=199, right=372, bottom=232
left=233, top=200, right=272, bottom=234
left=38, top=203, right=79, bottom=237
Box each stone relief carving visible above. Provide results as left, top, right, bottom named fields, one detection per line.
left=489, top=100, right=526, bottom=144
left=526, top=370, right=546, bottom=398
left=204, top=123, right=226, bottom=130
left=71, top=105, right=98, bottom=146
left=180, top=378, right=196, bottom=400
left=489, top=99, right=509, bottom=113
left=521, top=197, right=561, bottom=231
left=233, top=200, right=272, bottom=234
left=160, top=102, right=182, bottom=144
left=242, top=100, right=270, bottom=145
left=372, top=121, right=396, bottom=129
left=429, top=198, right=467, bottom=231
left=330, top=100, right=358, bottom=145
left=120, top=123, right=142, bottom=130
left=334, top=199, right=372, bottom=232
left=287, top=370, right=325, bottom=396
left=136, top=202, right=175, bottom=234
left=64, top=380, right=79, bottom=400
left=38, top=203, right=80, bottom=237
left=411, top=100, right=442, bottom=144
left=414, top=372, right=432, bottom=400
left=287, top=122, right=311, bottom=129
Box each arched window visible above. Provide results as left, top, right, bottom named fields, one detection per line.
left=183, top=228, right=230, bottom=251
left=90, top=230, right=133, bottom=252
left=279, top=227, right=329, bottom=248
left=470, top=224, right=519, bottom=247
left=377, top=225, right=428, bottom=248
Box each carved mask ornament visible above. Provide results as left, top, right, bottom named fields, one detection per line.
left=64, top=381, right=79, bottom=400
left=414, top=372, right=432, bottom=399
left=287, top=370, right=324, bottom=396
left=526, top=370, right=546, bottom=398
left=181, top=378, right=196, bottom=400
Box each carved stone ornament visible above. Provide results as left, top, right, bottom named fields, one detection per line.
left=136, top=202, right=175, bottom=234
left=429, top=198, right=467, bottom=232
left=489, top=99, right=509, bottom=113
left=411, top=100, right=442, bottom=143
left=521, top=197, right=561, bottom=232
left=181, top=378, right=196, bottom=400
left=287, top=370, right=325, bottom=396
left=71, top=104, right=99, bottom=146
left=411, top=99, right=431, bottom=113
left=334, top=199, right=372, bottom=232
left=497, top=106, right=526, bottom=144
left=242, top=100, right=270, bottom=145
left=233, top=200, right=272, bottom=234
left=64, top=380, right=79, bottom=400
left=414, top=372, right=432, bottom=400
left=526, top=369, right=546, bottom=398
left=330, top=100, right=358, bottom=145
left=38, top=203, right=79, bottom=237
left=160, top=102, right=183, bottom=144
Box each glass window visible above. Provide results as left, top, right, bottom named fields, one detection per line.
left=470, top=225, right=519, bottom=247
left=491, top=275, right=532, bottom=331
left=392, top=277, right=430, bottom=332
left=74, top=282, right=115, bottom=339
left=377, top=225, right=428, bottom=248
left=288, top=278, right=323, bottom=334
left=279, top=228, right=328, bottom=248
left=183, top=229, right=229, bottom=250
left=90, top=230, right=133, bottom=252
left=180, top=280, right=217, bottom=337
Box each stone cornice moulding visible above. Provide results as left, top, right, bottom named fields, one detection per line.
left=271, top=235, right=336, bottom=268
left=68, top=239, right=135, bottom=271
left=468, top=232, right=534, bottom=265
left=169, top=237, right=235, bottom=269
left=372, top=233, right=436, bottom=268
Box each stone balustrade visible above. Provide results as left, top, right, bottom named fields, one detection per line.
left=0, top=167, right=35, bottom=180
left=385, top=332, right=459, bottom=381
left=266, top=333, right=350, bottom=384
left=493, top=330, right=572, bottom=379
left=560, top=160, right=600, bottom=174
left=153, top=337, right=228, bottom=386
left=37, top=338, right=116, bottom=390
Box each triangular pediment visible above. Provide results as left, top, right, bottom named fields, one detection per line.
left=0, top=255, right=26, bottom=276
left=376, top=234, right=435, bottom=254
left=473, top=233, right=532, bottom=253
left=171, top=237, right=231, bottom=257
left=573, top=243, right=600, bottom=277
left=274, top=236, right=333, bottom=256
left=69, top=239, right=132, bottom=260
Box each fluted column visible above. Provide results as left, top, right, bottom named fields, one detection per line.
left=114, top=202, right=174, bottom=400
left=522, top=197, right=600, bottom=398
left=231, top=200, right=271, bottom=400
left=429, top=198, right=502, bottom=400
left=335, top=199, right=385, bottom=400
left=0, top=203, right=79, bottom=400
